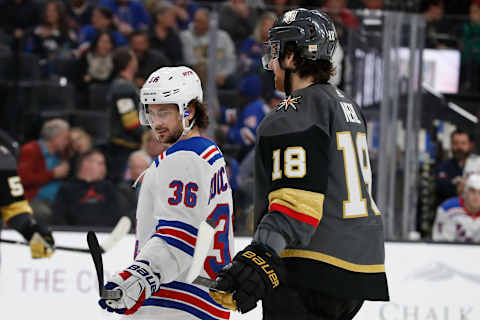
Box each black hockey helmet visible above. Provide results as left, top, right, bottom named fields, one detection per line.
left=262, top=8, right=338, bottom=71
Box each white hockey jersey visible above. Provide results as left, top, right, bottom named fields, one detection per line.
left=433, top=197, right=480, bottom=243
left=131, top=136, right=234, bottom=320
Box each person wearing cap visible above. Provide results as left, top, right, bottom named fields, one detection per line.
left=433, top=173, right=480, bottom=242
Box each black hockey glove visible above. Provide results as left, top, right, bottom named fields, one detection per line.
left=210, top=242, right=285, bottom=313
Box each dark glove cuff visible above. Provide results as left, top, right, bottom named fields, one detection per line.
left=234, top=242, right=285, bottom=291
left=6, top=213, right=36, bottom=241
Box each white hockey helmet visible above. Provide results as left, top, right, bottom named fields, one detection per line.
left=465, top=174, right=480, bottom=191
left=140, top=66, right=203, bottom=135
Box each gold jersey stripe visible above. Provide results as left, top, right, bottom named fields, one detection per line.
left=121, top=110, right=140, bottom=129
left=269, top=188, right=324, bottom=221
left=1, top=200, right=33, bottom=222
left=280, top=249, right=385, bottom=273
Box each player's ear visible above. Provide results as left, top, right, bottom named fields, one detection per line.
left=185, top=102, right=195, bottom=122
left=284, top=51, right=295, bottom=69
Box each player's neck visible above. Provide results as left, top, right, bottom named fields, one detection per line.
left=180, top=126, right=200, bottom=141
left=290, top=73, right=316, bottom=93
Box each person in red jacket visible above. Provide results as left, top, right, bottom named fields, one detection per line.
left=18, top=118, right=71, bottom=224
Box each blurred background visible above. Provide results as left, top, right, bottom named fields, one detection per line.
left=1, top=0, right=480, bottom=318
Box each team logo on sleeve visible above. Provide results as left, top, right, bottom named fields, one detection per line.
left=276, top=95, right=302, bottom=112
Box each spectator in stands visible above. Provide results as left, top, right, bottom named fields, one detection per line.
left=28, top=0, right=77, bottom=76
left=66, top=0, right=94, bottom=30
left=172, top=0, right=200, bottom=31
left=51, top=149, right=126, bottom=226
left=239, top=11, right=276, bottom=74
left=149, top=4, right=184, bottom=66
left=75, top=31, right=115, bottom=95
left=129, top=31, right=171, bottom=88
left=0, top=0, right=39, bottom=51
left=98, top=0, right=150, bottom=36
left=78, top=7, right=127, bottom=53
left=433, top=173, right=480, bottom=242
left=436, top=129, right=474, bottom=205
left=322, top=0, right=359, bottom=44
left=462, top=0, right=480, bottom=91
left=420, top=0, right=457, bottom=49
left=106, top=47, right=144, bottom=184
left=219, top=0, right=259, bottom=49
left=141, top=130, right=169, bottom=159
left=265, top=0, right=296, bottom=17
left=180, top=8, right=237, bottom=88
left=18, top=119, right=71, bottom=224
left=222, top=77, right=284, bottom=160
left=69, top=127, right=93, bottom=177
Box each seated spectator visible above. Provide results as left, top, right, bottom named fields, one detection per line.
left=98, top=0, right=150, bottom=36
left=222, top=79, right=284, bottom=160
left=75, top=31, right=115, bottom=95
left=436, top=129, right=474, bottom=205
left=141, top=130, right=169, bottom=159
left=171, top=0, right=200, bottom=31
left=66, top=0, right=94, bottom=31
left=69, top=127, right=93, bottom=177
left=180, top=8, right=237, bottom=88
left=18, top=119, right=71, bottom=224
left=462, top=0, right=480, bottom=91
left=239, top=12, right=276, bottom=74
left=219, top=0, right=259, bottom=49
left=106, top=47, right=144, bottom=184
left=0, top=0, right=39, bottom=51
left=322, top=0, right=359, bottom=45
left=130, top=31, right=171, bottom=88
left=27, top=0, right=77, bottom=76
left=149, top=4, right=184, bottom=66
left=78, top=7, right=127, bottom=53
left=433, top=173, right=480, bottom=242
left=421, top=0, right=456, bottom=49
left=51, top=149, right=126, bottom=226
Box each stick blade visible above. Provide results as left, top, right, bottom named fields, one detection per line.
left=100, top=216, right=132, bottom=252
left=185, top=219, right=215, bottom=283
left=87, top=231, right=104, bottom=297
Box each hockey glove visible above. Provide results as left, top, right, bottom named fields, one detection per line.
left=28, top=223, right=55, bottom=259
left=210, top=242, right=285, bottom=313
left=99, top=260, right=161, bottom=315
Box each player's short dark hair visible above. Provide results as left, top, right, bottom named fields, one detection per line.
left=112, top=47, right=134, bottom=75
left=284, top=42, right=335, bottom=84
left=189, top=99, right=209, bottom=130
left=451, top=129, right=474, bottom=142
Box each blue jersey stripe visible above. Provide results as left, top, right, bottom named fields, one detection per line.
left=166, top=137, right=216, bottom=157
left=208, top=153, right=223, bottom=166
left=143, top=299, right=219, bottom=320
left=154, top=157, right=159, bottom=167
left=152, top=234, right=194, bottom=256
left=155, top=219, right=198, bottom=236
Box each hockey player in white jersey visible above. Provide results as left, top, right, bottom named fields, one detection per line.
left=433, top=173, right=480, bottom=242
left=98, top=66, right=234, bottom=320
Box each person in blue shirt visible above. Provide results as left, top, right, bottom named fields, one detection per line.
left=98, top=0, right=150, bottom=34
left=223, top=77, right=284, bottom=160
left=78, top=7, right=127, bottom=51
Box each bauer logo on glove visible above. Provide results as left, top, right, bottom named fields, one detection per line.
left=241, top=250, right=280, bottom=288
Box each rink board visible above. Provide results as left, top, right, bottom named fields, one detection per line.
left=1, top=231, right=479, bottom=320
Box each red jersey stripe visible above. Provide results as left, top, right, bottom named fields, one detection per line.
left=153, top=289, right=230, bottom=319
left=157, top=228, right=197, bottom=246
left=202, top=147, right=217, bottom=159
left=269, top=203, right=320, bottom=227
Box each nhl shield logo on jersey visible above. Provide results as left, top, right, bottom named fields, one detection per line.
left=283, top=10, right=298, bottom=24
left=276, top=95, right=302, bottom=112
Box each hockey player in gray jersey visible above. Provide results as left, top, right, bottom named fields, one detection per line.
left=210, top=8, right=389, bottom=320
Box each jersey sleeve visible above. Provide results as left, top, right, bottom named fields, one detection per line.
left=135, top=153, right=216, bottom=283
left=254, top=103, right=332, bottom=253
left=0, top=168, right=33, bottom=223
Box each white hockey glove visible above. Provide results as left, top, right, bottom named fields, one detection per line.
left=99, top=260, right=161, bottom=315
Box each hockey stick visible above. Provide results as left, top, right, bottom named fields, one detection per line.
left=89, top=218, right=224, bottom=300
left=1, top=216, right=132, bottom=254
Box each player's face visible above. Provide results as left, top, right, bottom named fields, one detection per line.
left=271, top=58, right=285, bottom=92
left=148, top=104, right=183, bottom=144
left=465, top=187, right=480, bottom=212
